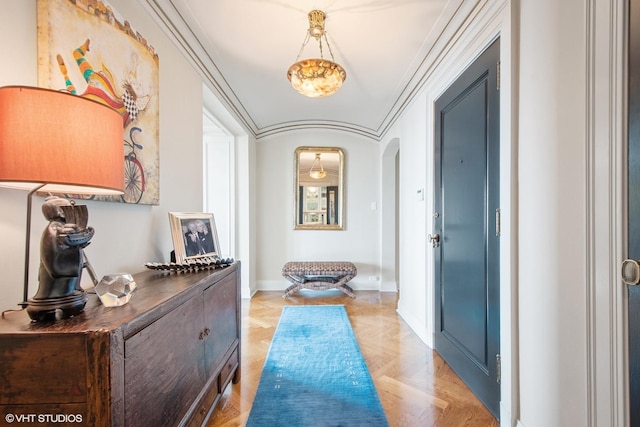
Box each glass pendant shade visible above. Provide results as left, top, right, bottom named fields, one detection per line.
left=309, top=153, right=327, bottom=179
left=309, top=170, right=327, bottom=179
left=287, top=59, right=346, bottom=98
left=287, top=10, right=346, bottom=98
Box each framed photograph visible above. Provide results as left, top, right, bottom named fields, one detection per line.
left=169, top=212, right=221, bottom=263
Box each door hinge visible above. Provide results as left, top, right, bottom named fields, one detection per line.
left=495, top=208, right=501, bottom=237
left=496, top=61, right=501, bottom=91
left=496, top=354, right=501, bottom=384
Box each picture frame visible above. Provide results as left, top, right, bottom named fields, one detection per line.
left=169, top=212, right=221, bottom=263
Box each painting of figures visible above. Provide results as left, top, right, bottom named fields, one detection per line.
left=37, top=0, right=160, bottom=205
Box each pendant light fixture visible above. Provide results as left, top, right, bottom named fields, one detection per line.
left=309, top=153, right=327, bottom=179
left=287, top=10, right=346, bottom=98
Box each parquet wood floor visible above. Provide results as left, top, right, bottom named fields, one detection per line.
left=206, top=290, right=499, bottom=427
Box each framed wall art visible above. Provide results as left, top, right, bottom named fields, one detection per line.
left=37, top=0, right=160, bottom=205
left=169, top=212, right=221, bottom=263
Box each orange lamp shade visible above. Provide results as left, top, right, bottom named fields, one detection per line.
left=0, top=86, right=124, bottom=195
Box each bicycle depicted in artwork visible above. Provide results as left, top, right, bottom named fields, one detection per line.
left=122, top=127, right=145, bottom=204
left=56, top=39, right=151, bottom=204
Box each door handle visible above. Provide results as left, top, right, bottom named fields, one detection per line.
left=622, top=259, right=640, bottom=285
left=428, top=233, right=440, bottom=248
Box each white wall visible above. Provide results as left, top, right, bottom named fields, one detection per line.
left=389, top=99, right=429, bottom=343
left=384, top=0, right=513, bottom=360
left=380, top=0, right=519, bottom=425
left=382, top=0, right=626, bottom=424
left=0, top=0, right=205, bottom=308
left=255, top=131, right=381, bottom=292
left=381, top=0, right=624, bottom=426
left=518, top=1, right=586, bottom=424
left=517, top=0, right=626, bottom=426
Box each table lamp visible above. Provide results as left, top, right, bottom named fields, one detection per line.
left=0, top=86, right=124, bottom=322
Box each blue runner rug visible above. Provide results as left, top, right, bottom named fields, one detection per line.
left=246, top=305, right=389, bottom=427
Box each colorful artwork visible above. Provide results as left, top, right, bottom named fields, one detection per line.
left=37, top=0, right=160, bottom=205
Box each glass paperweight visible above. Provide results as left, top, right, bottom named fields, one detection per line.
left=96, top=273, right=137, bottom=307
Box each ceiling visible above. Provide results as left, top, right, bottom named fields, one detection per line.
left=141, top=0, right=467, bottom=141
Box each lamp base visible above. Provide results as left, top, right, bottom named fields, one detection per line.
left=26, top=290, right=88, bottom=322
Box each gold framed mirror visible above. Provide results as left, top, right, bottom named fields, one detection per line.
left=294, top=146, right=344, bottom=230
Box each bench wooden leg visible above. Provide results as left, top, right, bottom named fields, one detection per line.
left=338, top=283, right=356, bottom=298
left=283, top=283, right=302, bottom=298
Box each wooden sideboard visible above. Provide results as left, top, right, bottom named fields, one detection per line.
left=0, top=262, right=241, bottom=427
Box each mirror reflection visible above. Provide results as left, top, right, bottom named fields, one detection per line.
left=295, top=146, right=344, bottom=230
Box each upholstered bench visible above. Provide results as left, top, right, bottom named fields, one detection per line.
left=282, top=261, right=357, bottom=298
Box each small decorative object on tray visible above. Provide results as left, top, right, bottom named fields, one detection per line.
left=144, top=256, right=234, bottom=272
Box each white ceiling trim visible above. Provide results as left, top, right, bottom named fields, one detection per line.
left=140, top=0, right=493, bottom=142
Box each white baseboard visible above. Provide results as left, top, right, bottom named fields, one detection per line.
left=396, top=305, right=429, bottom=344
left=499, top=401, right=513, bottom=427
left=255, top=280, right=288, bottom=291
left=380, top=281, right=398, bottom=292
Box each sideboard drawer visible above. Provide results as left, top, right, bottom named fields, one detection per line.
left=186, top=374, right=220, bottom=427
left=220, top=347, right=239, bottom=391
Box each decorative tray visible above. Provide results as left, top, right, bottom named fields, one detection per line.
left=144, top=257, right=234, bottom=272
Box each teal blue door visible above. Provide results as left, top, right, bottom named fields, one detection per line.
left=433, top=39, right=500, bottom=419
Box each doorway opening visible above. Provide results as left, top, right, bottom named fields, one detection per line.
left=381, top=138, right=400, bottom=293
left=203, top=109, right=234, bottom=259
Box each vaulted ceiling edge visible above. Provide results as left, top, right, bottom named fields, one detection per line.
left=138, top=0, right=488, bottom=142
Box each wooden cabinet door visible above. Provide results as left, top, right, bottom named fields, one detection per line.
left=124, top=296, right=205, bottom=426
left=203, top=273, right=238, bottom=375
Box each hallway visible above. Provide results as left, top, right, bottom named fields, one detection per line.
left=207, top=290, right=498, bottom=426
